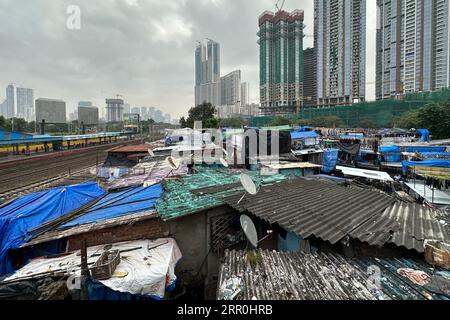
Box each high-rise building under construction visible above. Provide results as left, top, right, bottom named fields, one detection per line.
left=258, top=9, right=304, bottom=115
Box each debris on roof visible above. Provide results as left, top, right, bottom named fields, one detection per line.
left=3, top=238, right=182, bottom=299
left=217, top=249, right=447, bottom=300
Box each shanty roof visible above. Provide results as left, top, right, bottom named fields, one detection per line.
left=224, top=178, right=395, bottom=245
left=351, top=202, right=450, bottom=253
left=336, top=166, right=394, bottom=182
left=218, top=249, right=445, bottom=300
left=155, top=166, right=288, bottom=221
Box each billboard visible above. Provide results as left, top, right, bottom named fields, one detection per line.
left=35, top=98, right=66, bottom=123
left=78, top=106, right=99, bottom=125
left=123, top=113, right=140, bottom=122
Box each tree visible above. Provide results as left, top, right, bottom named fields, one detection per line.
left=0, top=116, right=6, bottom=129
left=418, top=102, right=450, bottom=139
left=394, top=111, right=420, bottom=129
left=358, top=118, right=377, bottom=129
left=179, top=117, right=187, bottom=128
left=269, top=116, right=292, bottom=126
left=219, top=117, right=245, bottom=128
left=310, top=116, right=343, bottom=128
left=183, top=102, right=217, bottom=128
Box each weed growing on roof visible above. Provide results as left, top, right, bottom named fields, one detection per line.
left=246, top=251, right=262, bottom=270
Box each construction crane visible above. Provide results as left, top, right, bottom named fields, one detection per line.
left=275, top=0, right=286, bottom=12
left=116, top=94, right=123, bottom=99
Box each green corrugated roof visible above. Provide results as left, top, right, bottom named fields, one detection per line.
left=156, top=166, right=288, bottom=220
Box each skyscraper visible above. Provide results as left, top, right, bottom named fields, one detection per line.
left=303, top=48, right=317, bottom=107
left=376, top=0, right=450, bottom=100
left=5, top=84, right=15, bottom=119
left=258, top=9, right=304, bottom=114
left=220, top=70, right=242, bottom=106
left=16, top=87, right=34, bottom=121
left=195, top=39, right=221, bottom=107
left=105, top=98, right=124, bottom=122
left=241, top=82, right=250, bottom=106
left=315, top=0, right=366, bottom=106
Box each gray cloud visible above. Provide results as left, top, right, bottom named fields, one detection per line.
left=0, top=0, right=376, bottom=120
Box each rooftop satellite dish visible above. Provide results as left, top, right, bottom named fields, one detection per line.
left=220, top=158, right=229, bottom=168
left=148, top=149, right=155, bottom=156
left=166, top=156, right=180, bottom=170
left=237, top=173, right=258, bottom=205
left=240, top=215, right=258, bottom=248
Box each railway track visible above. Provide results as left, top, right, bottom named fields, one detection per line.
left=0, top=141, right=135, bottom=202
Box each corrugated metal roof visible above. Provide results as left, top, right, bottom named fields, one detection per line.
left=155, top=167, right=288, bottom=221
left=223, top=178, right=395, bottom=244
left=218, top=249, right=444, bottom=300
left=351, top=202, right=450, bottom=253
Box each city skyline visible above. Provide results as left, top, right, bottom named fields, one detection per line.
left=0, top=0, right=379, bottom=120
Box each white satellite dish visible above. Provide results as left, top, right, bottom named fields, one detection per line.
left=166, top=156, right=180, bottom=170
left=148, top=149, right=155, bottom=156
left=240, top=215, right=258, bottom=248
left=220, top=158, right=229, bottom=167
left=237, top=173, right=258, bottom=205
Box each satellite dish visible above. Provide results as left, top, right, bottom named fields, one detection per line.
left=237, top=173, right=258, bottom=205
left=240, top=215, right=258, bottom=248
left=240, top=173, right=257, bottom=195
left=166, top=156, right=180, bottom=170
left=148, top=149, right=155, bottom=156
left=220, top=158, right=229, bottom=167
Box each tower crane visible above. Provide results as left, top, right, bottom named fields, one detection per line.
left=275, top=0, right=286, bottom=12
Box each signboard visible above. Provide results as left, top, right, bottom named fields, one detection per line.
left=35, top=99, right=66, bottom=123
left=123, top=113, right=140, bottom=122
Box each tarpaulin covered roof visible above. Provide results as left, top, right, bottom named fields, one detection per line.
left=380, top=145, right=401, bottom=153
left=0, top=182, right=106, bottom=275
left=405, top=146, right=447, bottom=153
left=291, top=131, right=320, bottom=140
left=402, top=160, right=450, bottom=173
left=59, top=183, right=163, bottom=230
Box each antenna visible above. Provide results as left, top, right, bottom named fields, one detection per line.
left=240, top=215, right=258, bottom=248
left=237, top=173, right=258, bottom=205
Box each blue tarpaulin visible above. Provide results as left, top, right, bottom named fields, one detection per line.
left=59, top=183, right=163, bottom=229
left=379, top=145, right=401, bottom=153
left=291, top=131, right=320, bottom=140
left=405, top=146, right=447, bottom=153
left=0, top=182, right=106, bottom=275
left=402, top=160, right=450, bottom=173
left=322, top=149, right=339, bottom=173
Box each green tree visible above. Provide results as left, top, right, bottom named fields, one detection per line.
left=269, top=116, right=292, bottom=126
left=219, top=117, right=245, bottom=128
left=418, top=102, right=450, bottom=139
left=183, top=103, right=217, bottom=128
left=310, top=116, right=343, bottom=128
left=394, top=110, right=421, bottom=129
left=358, top=118, right=377, bottom=129
left=0, top=116, right=7, bottom=129
left=179, top=117, right=187, bottom=128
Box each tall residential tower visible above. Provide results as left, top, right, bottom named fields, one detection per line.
left=258, top=9, right=304, bottom=115
left=315, top=0, right=366, bottom=106
left=376, top=0, right=450, bottom=100
left=195, top=39, right=221, bottom=107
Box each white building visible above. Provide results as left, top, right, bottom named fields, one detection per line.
left=195, top=39, right=221, bottom=106
left=16, top=87, right=34, bottom=121
left=221, top=70, right=242, bottom=106
left=5, top=84, right=15, bottom=119
left=241, top=82, right=250, bottom=106
left=105, top=98, right=124, bottom=122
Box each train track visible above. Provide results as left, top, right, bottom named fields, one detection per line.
left=0, top=141, right=137, bottom=202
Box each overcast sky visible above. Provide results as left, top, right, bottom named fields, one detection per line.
left=0, top=0, right=377, bottom=120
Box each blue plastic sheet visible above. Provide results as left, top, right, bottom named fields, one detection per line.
left=418, top=129, right=430, bottom=142
left=322, top=149, right=339, bottom=173
left=59, top=183, right=163, bottom=229
left=0, top=182, right=106, bottom=275
left=291, top=131, right=320, bottom=140
left=379, top=145, right=401, bottom=153
left=402, top=160, right=450, bottom=173
left=405, top=146, right=447, bottom=153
